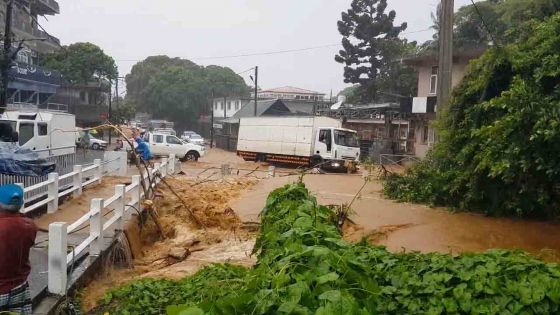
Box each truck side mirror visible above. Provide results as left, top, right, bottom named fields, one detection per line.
left=11, top=131, right=18, bottom=142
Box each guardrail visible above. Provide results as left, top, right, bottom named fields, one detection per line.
left=16, top=153, right=127, bottom=213
left=47, top=155, right=176, bottom=295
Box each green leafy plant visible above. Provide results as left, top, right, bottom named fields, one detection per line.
left=385, top=14, right=560, bottom=218
left=97, top=183, right=560, bottom=314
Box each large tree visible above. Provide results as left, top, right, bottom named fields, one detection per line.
left=41, top=42, right=117, bottom=84
left=125, top=56, right=250, bottom=130
left=335, top=0, right=409, bottom=103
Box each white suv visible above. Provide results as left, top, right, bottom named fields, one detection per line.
left=147, top=133, right=205, bottom=162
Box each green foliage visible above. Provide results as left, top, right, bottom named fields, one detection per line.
left=124, top=56, right=249, bottom=129
left=385, top=14, right=560, bottom=218
left=335, top=0, right=415, bottom=103
left=99, top=184, right=560, bottom=314
left=423, top=0, right=560, bottom=51
left=41, top=42, right=117, bottom=84
left=93, top=264, right=247, bottom=315
left=111, top=97, right=136, bottom=124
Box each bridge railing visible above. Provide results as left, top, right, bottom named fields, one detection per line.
left=47, top=155, right=176, bottom=295
left=19, top=153, right=127, bottom=214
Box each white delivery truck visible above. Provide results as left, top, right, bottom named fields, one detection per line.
left=237, top=117, right=360, bottom=171
left=1, top=108, right=76, bottom=157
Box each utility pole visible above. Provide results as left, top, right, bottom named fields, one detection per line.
left=223, top=95, right=227, bottom=119
left=108, top=79, right=112, bottom=144
left=210, top=90, right=214, bottom=148
left=1, top=0, right=14, bottom=113
left=254, top=66, right=258, bottom=116
left=437, top=0, right=454, bottom=115
left=115, top=75, right=119, bottom=110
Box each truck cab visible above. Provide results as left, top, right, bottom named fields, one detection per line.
left=147, top=132, right=205, bottom=162
left=314, top=127, right=360, bottom=170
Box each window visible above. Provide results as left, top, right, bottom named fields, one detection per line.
left=17, top=52, right=28, bottom=64
left=79, top=91, right=87, bottom=102
left=19, top=122, right=34, bottom=146
left=167, top=136, right=182, bottom=145
left=429, top=66, right=438, bottom=95
left=334, top=130, right=360, bottom=148
left=227, top=101, right=232, bottom=110
left=422, top=126, right=429, bottom=144
left=214, top=102, right=218, bottom=110
left=38, top=123, right=48, bottom=136
left=153, top=135, right=164, bottom=143
left=318, top=129, right=332, bottom=152
left=235, top=100, right=240, bottom=110
left=219, top=102, right=223, bottom=110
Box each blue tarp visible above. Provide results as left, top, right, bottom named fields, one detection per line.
left=0, top=143, right=56, bottom=177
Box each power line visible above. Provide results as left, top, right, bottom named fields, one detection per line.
left=115, top=27, right=434, bottom=63
left=470, top=0, right=499, bottom=46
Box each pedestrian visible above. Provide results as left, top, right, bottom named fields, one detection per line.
left=135, top=137, right=152, bottom=161
left=0, top=184, right=37, bottom=315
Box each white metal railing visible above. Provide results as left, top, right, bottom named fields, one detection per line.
left=16, top=153, right=127, bottom=213
left=378, top=154, right=421, bottom=166
left=47, top=155, right=176, bottom=295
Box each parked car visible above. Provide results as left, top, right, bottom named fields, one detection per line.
left=181, top=131, right=196, bottom=141
left=89, top=136, right=108, bottom=150
left=185, top=133, right=205, bottom=145
left=147, top=132, right=205, bottom=162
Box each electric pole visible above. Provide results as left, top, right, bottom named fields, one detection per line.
left=210, top=90, right=214, bottom=148
left=254, top=66, right=258, bottom=116
left=115, top=75, right=119, bottom=110
left=108, top=79, right=112, bottom=144
left=437, top=0, right=454, bottom=115
left=1, top=0, right=14, bottom=113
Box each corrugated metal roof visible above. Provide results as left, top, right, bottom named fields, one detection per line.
left=259, top=86, right=324, bottom=95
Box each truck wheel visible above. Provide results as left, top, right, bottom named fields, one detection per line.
left=182, top=151, right=199, bottom=162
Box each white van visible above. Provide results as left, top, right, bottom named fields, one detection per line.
left=147, top=132, right=205, bottom=162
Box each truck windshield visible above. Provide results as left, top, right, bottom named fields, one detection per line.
left=0, top=120, right=17, bottom=142
left=334, top=130, right=360, bottom=148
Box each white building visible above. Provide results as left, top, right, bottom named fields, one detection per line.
left=213, top=97, right=249, bottom=118
left=257, top=86, right=325, bottom=101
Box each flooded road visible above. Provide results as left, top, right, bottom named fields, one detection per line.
left=231, top=174, right=560, bottom=259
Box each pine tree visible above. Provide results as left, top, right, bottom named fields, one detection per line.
left=335, top=0, right=407, bottom=103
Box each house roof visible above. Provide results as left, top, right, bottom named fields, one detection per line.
left=224, top=99, right=292, bottom=123
left=403, top=47, right=487, bottom=67
left=259, top=86, right=325, bottom=96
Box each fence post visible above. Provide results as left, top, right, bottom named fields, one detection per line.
left=115, top=184, right=126, bottom=231
left=15, top=183, right=25, bottom=212
left=268, top=166, right=276, bottom=178
left=48, top=222, right=68, bottom=295
left=47, top=173, right=59, bottom=214
left=154, top=163, right=161, bottom=185
left=168, top=154, right=176, bottom=174
left=73, top=165, right=83, bottom=197
left=161, top=158, right=168, bottom=178
left=131, top=175, right=141, bottom=208
left=94, top=159, right=102, bottom=184
left=90, top=198, right=104, bottom=256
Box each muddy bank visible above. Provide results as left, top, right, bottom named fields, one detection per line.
left=81, top=176, right=257, bottom=312
left=232, top=174, right=560, bottom=259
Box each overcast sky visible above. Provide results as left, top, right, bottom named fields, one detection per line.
left=43, top=0, right=474, bottom=95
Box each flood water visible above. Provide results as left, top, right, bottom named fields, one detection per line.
left=232, top=174, right=560, bottom=260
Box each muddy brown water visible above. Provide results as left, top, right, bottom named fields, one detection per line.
left=231, top=174, right=560, bottom=259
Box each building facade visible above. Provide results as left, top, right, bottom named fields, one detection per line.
left=404, top=49, right=485, bottom=158
left=257, top=86, right=325, bottom=101
left=212, top=97, right=249, bottom=119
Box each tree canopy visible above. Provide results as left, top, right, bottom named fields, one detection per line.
left=335, top=0, right=413, bottom=103
left=423, top=0, right=560, bottom=51
left=41, top=42, right=117, bottom=85
left=125, top=56, right=250, bottom=129
left=384, top=14, right=560, bottom=219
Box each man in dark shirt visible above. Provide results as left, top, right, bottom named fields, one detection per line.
left=0, top=184, right=37, bottom=314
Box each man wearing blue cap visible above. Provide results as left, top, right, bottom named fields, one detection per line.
left=0, top=184, right=37, bottom=314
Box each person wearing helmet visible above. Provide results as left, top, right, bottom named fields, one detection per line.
left=0, top=184, right=37, bottom=314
